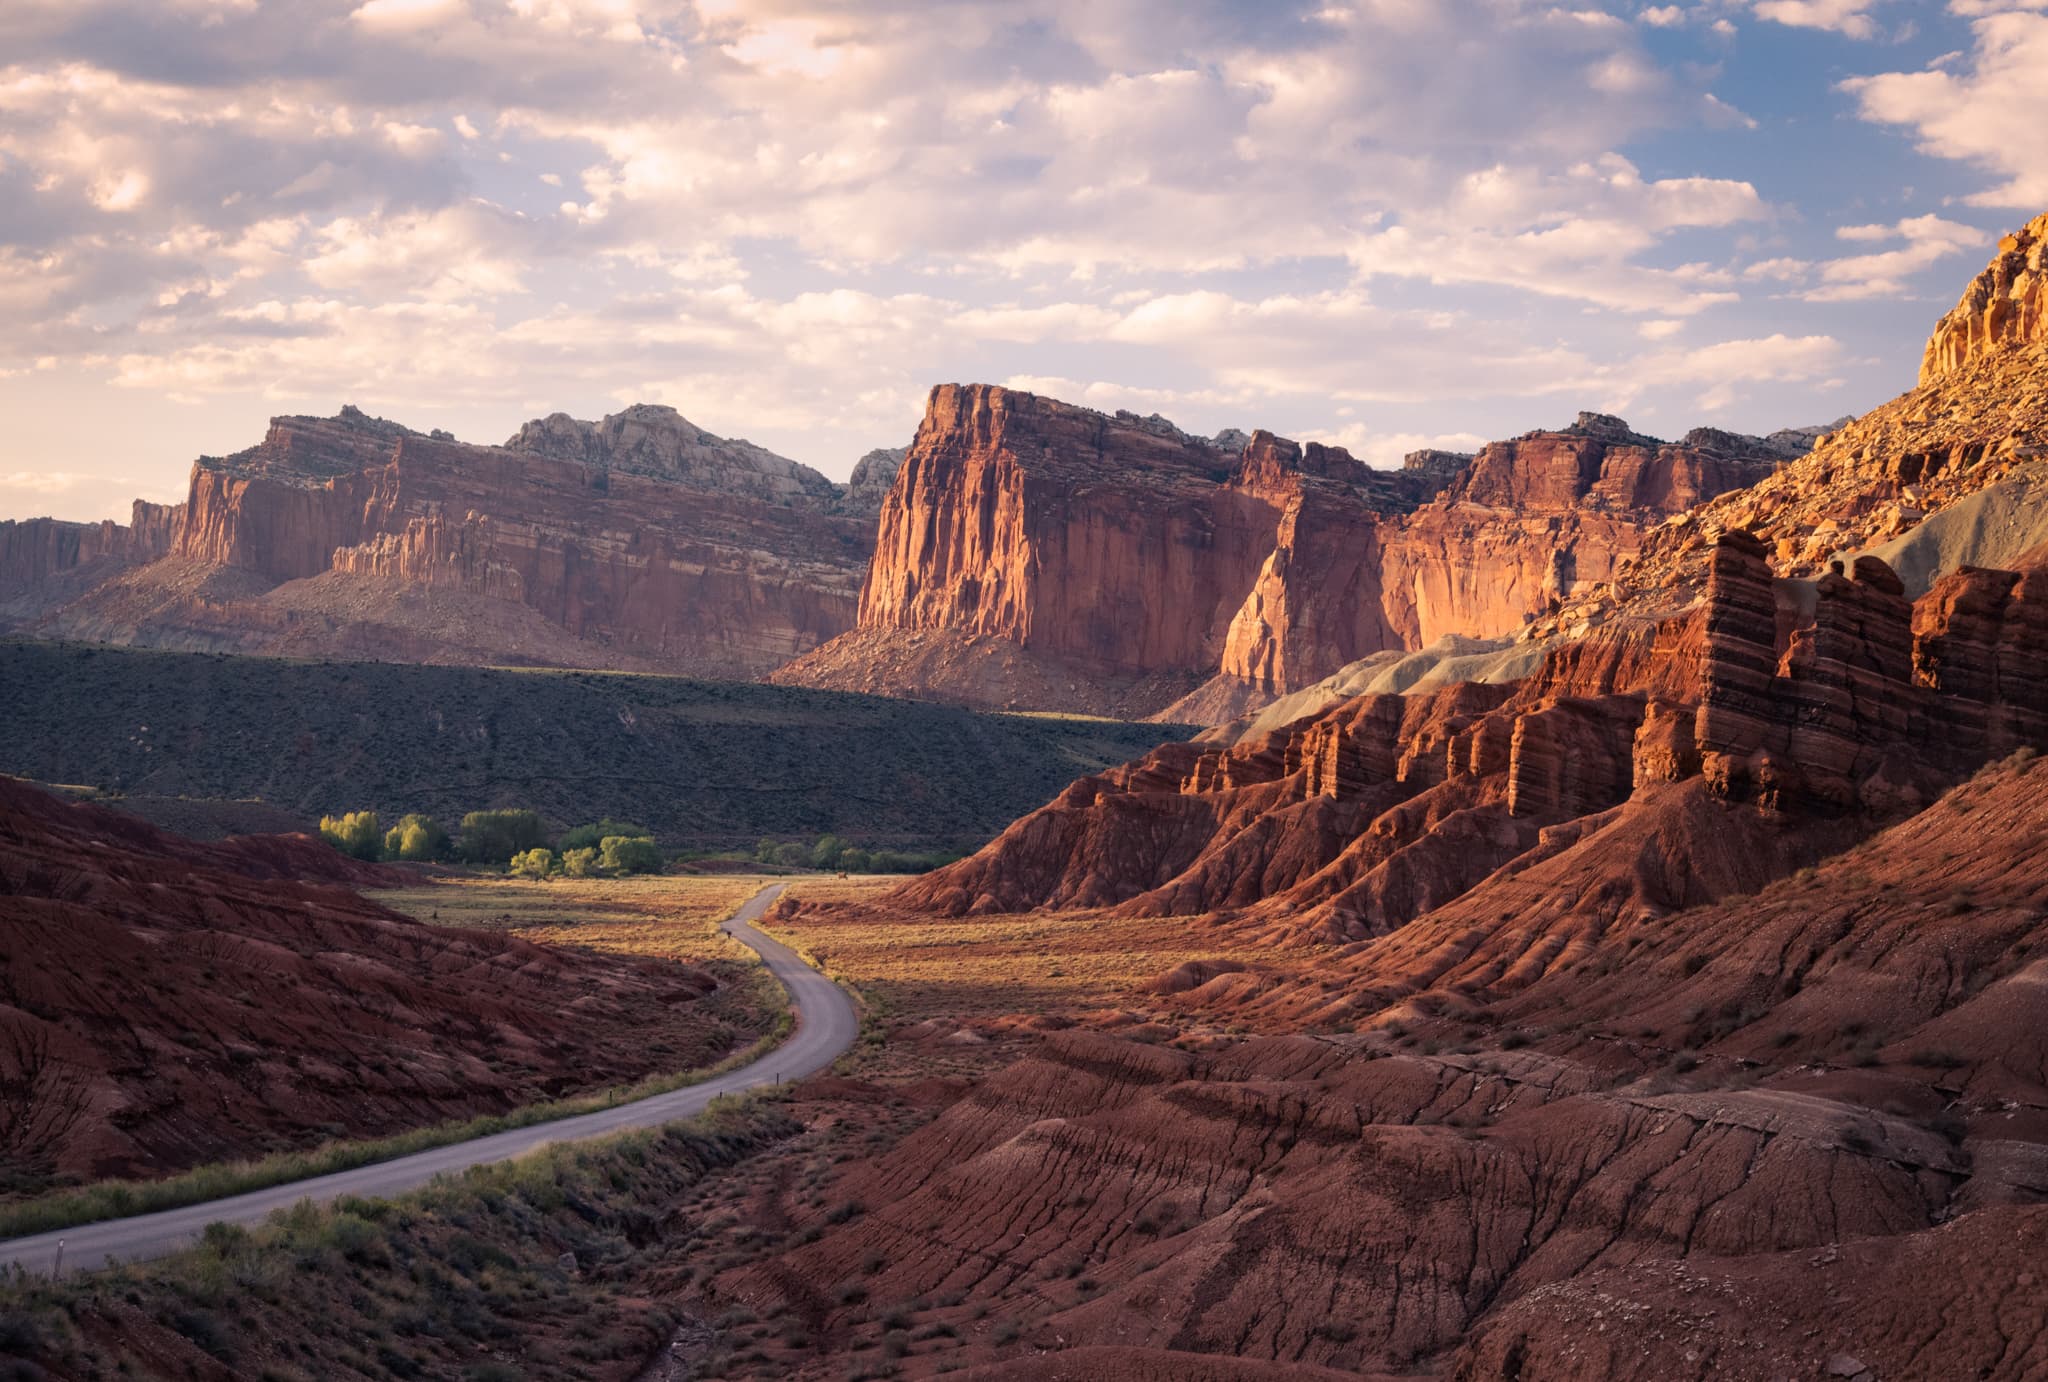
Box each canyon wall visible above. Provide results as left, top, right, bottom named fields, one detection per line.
left=11, top=404, right=879, bottom=678
left=894, top=528, right=2048, bottom=937
left=852, top=384, right=1290, bottom=677
left=1921, top=209, right=2047, bottom=384
left=778, top=393, right=1793, bottom=715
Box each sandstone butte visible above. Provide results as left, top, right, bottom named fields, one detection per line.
left=770, top=384, right=1821, bottom=718
left=0, top=404, right=904, bottom=680
left=730, top=216, right=2048, bottom=1380
left=0, top=775, right=765, bottom=1185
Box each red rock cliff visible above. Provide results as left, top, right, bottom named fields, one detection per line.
left=894, top=530, right=2048, bottom=937
left=780, top=387, right=1788, bottom=714
left=26, top=404, right=878, bottom=678
left=855, top=384, right=1288, bottom=678
left=1921, top=210, right=2047, bottom=384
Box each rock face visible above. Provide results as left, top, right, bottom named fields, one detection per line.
left=504, top=402, right=840, bottom=506
left=746, top=753, right=2048, bottom=1380
left=776, top=386, right=1789, bottom=715
left=1921, top=209, right=2047, bottom=384
left=4, top=404, right=889, bottom=678
left=0, top=777, right=758, bottom=1184
left=851, top=385, right=1291, bottom=679
left=839, top=446, right=907, bottom=516
left=893, top=532, right=2048, bottom=939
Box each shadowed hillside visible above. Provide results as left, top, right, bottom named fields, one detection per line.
left=0, top=641, right=1188, bottom=849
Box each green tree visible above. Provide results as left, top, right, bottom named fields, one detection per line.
left=560, top=847, right=601, bottom=878
left=839, top=847, right=873, bottom=873
left=755, top=837, right=781, bottom=864
left=773, top=841, right=808, bottom=868
left=381, top=813, right=448, bottom=862
left=598, top=835, right=663, bottom=875
left=459, top=810, right=549, bottom=865
left=318, top=810, right=382, bottom=861
left=558, top=818, right=653, bottom=853
left=509, top=847, right=557, bottom=879
left=809, top=834, right=849, bottom=869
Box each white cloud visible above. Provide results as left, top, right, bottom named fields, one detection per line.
left=0, top=0, right=1985, bottom=516
left=1300, top=426, right=1489, bottom=468
left=1799, top=214, right=1985, bottom=300
left=1843, top=10, right=2048, bottom=207
left=352, top=0, right=467, bottom=30
left=1753, top=0, right=1882, bottom=38
left=0, top=469, right=96, bottom=494
left=302, top=203, right=534, bottom=300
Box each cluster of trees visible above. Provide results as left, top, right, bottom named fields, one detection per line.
left=510, top=834, right=662, bottom=880
left=318, top=808, right=665, bottom=877
left=752, top=834, right=960, bottom=874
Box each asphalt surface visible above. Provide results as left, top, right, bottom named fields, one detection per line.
left=0, top=881, right=855, bottom=1277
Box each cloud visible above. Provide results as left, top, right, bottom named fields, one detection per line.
left=1753, top=0, right=1883, bottom=38
left=0, top=468, right=97, bottom=494
left=1298, top=425, right=1489, bottom=468
left=0, top=0, right=1976, bottom=514
left=1842, top=10, right=2048, bottom=207
left=1799, top=214, right=1985, bottom=300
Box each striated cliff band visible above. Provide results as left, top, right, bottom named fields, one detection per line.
left=727, top=216, right=2048, bottom=1380
left=0, top=405, right=903, bottom=678
left=883, top=213, right=2048, bottom=933
left=772, top=385, right=1817, bottom=717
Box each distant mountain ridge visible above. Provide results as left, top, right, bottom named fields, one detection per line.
left=0, top=403, right=902, bottom=678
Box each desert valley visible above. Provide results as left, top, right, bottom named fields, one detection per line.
left=0, top=213, right=2044, bottom=1378
left=4, top=3, right=2048, bottom=1379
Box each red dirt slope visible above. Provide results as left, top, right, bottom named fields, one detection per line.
left=716, top=754, right=2048, bottom=1378
left=0, top=778, right=760, bottom=1185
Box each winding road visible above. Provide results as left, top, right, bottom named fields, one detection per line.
left=0, top=881, right=855, bottom=1277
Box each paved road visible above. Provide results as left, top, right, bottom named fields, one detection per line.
left=0, top=881, right=854, bottom=1277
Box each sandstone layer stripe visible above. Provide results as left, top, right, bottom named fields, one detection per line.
left=0, top=882, right=854, bottom=1277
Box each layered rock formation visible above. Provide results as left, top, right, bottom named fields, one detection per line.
left=775, top=388, right=1796, bottom=715
left=1920, top=209, right=2047, bottom=383
left=0, top=777, right=764, bottom=1184
left=1543, top=214, right=2048, bottom=655
left=893, top=530, right=2048, bottom=939
left=3, top=404, right=890, bottom=678
left=838, top=445, right=907, bottom=516
left=742, top=752, right=2048, bottom=1378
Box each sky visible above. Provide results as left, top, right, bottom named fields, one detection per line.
left=3, top=0, right=2046, bottom=522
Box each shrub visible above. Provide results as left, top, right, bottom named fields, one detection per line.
left=598, top=835, right=663, bottom=875
left=459, top=809, right=549, bottom=865
left=510, top=847, right=557, bottom=879
left=323, top=1211, right=387, bottom=1263
left=558, top=819, right=652, bottom=853
left=382, top=813, right=449, bottom=862
left=319, top=810, right=383, bottom=861
left=560, top=846, right=601, bottom=878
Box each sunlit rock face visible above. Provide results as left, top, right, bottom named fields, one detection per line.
left=778, top=384, right=1789, bottom=715
left=4, top=404, right=878, bottom=678
left=1921, top=210, right=2048, bottom=385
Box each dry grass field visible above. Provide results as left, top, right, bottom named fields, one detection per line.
left=766, top=877, right=1268, bottom=1076
left=371, top=873, right=772, bottom=967
left=379, top=871, right=1275, bottom=1081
